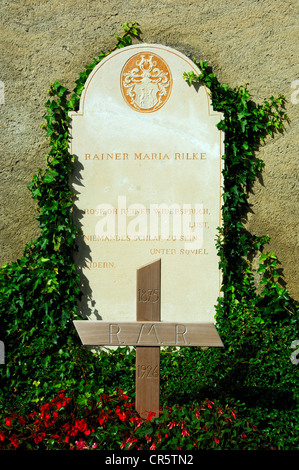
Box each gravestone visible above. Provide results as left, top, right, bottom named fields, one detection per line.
left=69, top=44, right=224, bottom=325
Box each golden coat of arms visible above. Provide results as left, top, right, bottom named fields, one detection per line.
left=121, top=53, right=172, bottom=113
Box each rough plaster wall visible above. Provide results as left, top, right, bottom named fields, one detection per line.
left=0, top=0, right=298, bottom=300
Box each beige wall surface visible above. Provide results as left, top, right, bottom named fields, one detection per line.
left=0, top=0, right=298, bottom=300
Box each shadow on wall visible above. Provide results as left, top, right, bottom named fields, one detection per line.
left=71, top=154, right=102, bottom=321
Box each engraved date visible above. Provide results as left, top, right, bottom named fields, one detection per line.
left=137, top=364, right=159, bottom=379
left=138, top=288, right=160, bottom=303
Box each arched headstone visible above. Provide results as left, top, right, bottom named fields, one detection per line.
left=69, top=44, right=224, bottom=325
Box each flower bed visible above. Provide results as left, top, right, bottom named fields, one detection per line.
left=0, top=388, right=270, bottom=450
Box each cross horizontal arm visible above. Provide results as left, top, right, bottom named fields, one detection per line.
left=73, top=321, right=224, bottom=347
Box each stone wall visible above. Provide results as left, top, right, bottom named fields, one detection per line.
left=0, top=0, right=298, bottom=299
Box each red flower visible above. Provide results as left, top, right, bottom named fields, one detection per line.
left=33, top=432, right=45, bottom=444
left=70, top=428, right=78, bottom=437
left=98, top=410, right=108, bottom=426
left=146, top=411, right=156, bottom=421
left=76, top=438, right=88, bottom=450
left=40, top=403, right=50, bottom=413
left=10, top=435, right=19, bottom=449
left=61, top=395, right=71, bottom=407
left=214, top=437, right=220, bottom=445
left=63, top=422, right=78, bottom=437
left=240, top=432, right=247, bottom=439
left=118, top=389, right=129, bottom=401
left=129, top=415, right=138, bottom=423
left=116, top=406, right=127, bottom=422
left=5, top=417, right=12, bottom=427
left=195, top=408, right=205, bottom=419
left=18, top=416, right=26, bottom=426
left=122, top=436, right=137, bottom=450
left=168, top=420, right=176, bottom=429
left=129, top=416, right=142, bottom=429
left=51, top=391, right=71, bottom=409
left=74, top=419, right=90, bottom=435
left=75, top=419, right=87, bottom=431
left=0, top=431, right=5, bottom=442
left=63, top=422, right=71, bottom=433
left=62, top=397, right=71, bottom=407
left=181, top=421, right=189, bottom=438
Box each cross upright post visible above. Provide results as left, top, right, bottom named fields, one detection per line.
left=135, top=259, right=161, bottom=419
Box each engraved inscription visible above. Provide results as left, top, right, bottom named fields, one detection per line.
left=176, top=324, right=188, bottom=344
left=105, top=323, right=191, bottom=345
left=109, top=324, right=123, bottom=344
left=138, top=288, right=160, bottom=303
left=73, top=321, right=224, bottom=347
left=136, top=323, right=161, bottom=344
left=84, top=151, right=207, bottom=161
left=137, top=364, right=159, bottom=379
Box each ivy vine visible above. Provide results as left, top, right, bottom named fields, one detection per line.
left=0, top=22, right=297, bottom=439
left=184, top=65, right=295, bottom=316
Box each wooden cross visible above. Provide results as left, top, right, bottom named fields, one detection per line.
left=73, top=259, right=223, bottom=419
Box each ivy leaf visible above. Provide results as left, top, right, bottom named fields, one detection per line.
left=231, top=142, right=238, bottom=156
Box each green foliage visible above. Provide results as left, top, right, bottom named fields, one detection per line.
left=0, top=24, right=298, bottom=450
